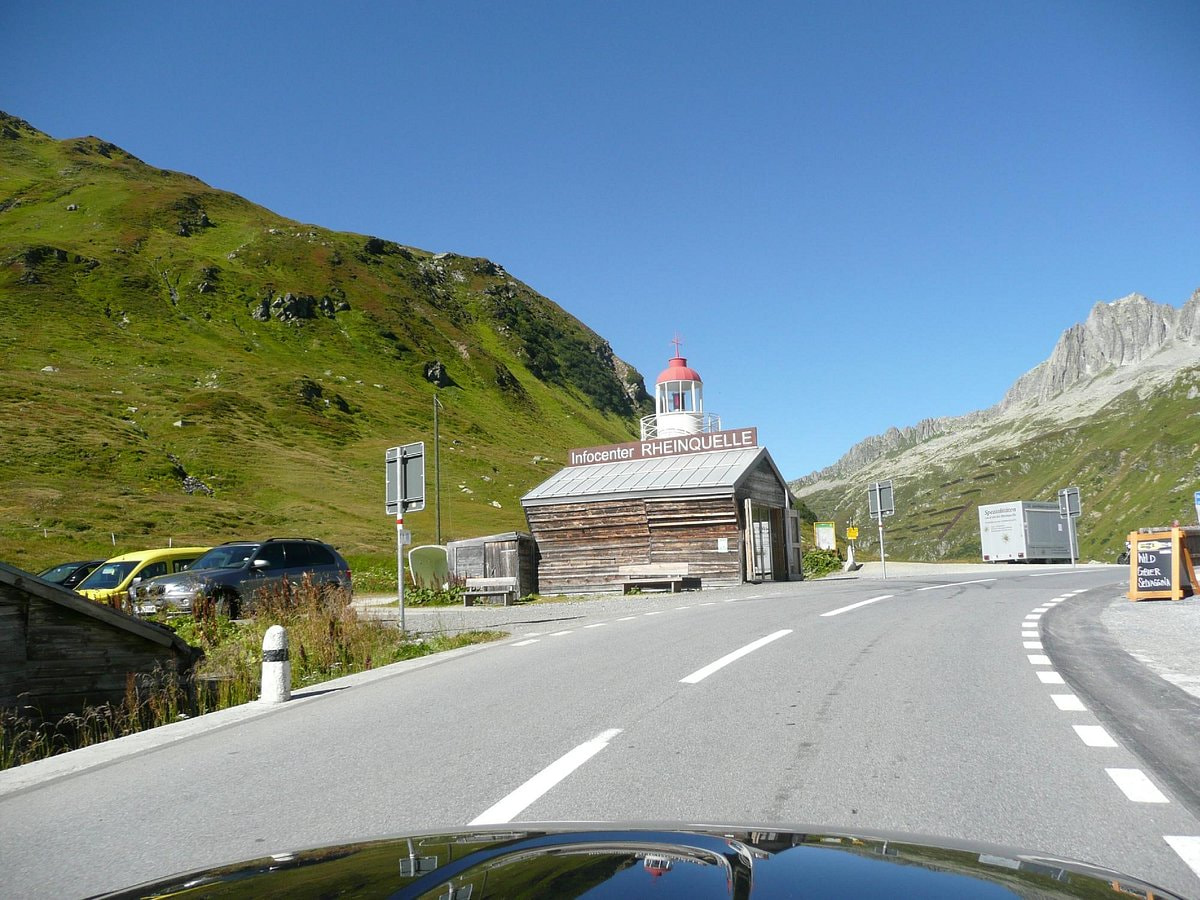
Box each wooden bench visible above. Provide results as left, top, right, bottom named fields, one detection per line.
left=618, top=564, right=698, bottom=594
left=463, top=576, right=518, bottom=606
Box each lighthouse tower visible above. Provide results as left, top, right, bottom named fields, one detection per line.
left=641, top=339, right=721, bottom=439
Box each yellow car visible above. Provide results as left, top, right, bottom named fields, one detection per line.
left=76, top=546, right=211, bottom=607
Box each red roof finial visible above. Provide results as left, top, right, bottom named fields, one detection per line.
left=671, top=333, right=684, bottom=357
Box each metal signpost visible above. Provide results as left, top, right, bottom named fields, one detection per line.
left=1194, top=489, right=1200, bottom=526
left=868, top=480, right=895, bottom=578
left=1058, top=485, right=1081, bottom=569
left=386, top=442, right=425, bottom=633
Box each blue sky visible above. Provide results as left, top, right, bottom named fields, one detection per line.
left=4, top=1, right=1198, bottom=477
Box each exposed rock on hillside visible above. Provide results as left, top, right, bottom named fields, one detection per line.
left=797, top=291, right=1200, bottom=488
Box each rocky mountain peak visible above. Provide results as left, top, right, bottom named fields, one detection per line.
left=796, top=288, right=1199, bottom=488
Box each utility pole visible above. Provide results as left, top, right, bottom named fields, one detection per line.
left=434, top=394, right=443, bottom=545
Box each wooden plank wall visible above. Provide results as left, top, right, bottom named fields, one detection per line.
left=525, top=498, right=651, bottom=593
left=646, top=496, right=742, bottom=587
left=526, top=494, right=744, bottom=593
left=0, top=583, right=192, bottom=721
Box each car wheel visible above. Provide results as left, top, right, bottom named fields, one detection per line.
left=214, top=591, right=240, bottom=620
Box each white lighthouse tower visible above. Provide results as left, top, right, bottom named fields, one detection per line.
left=641, top=338, right=722, bottom=439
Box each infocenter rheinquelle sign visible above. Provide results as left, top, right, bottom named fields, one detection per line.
left=568, top=427, right=758, bottom=467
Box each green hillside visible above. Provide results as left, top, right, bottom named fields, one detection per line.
left=795, top=365, right=1200, bottom=563
left=0, top=112, right=652, bottom=571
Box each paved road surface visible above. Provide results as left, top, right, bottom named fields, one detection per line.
left=3, top=566, right=1200, bottom=897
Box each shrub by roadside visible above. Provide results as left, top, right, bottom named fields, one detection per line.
left=1, top=580, right=503, bottom=770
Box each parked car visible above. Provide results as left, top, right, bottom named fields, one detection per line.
left=75, top=547, right=211, bottom=607
left=131, top=537, right=353, bottom=618
left=36, top=559, right=105, bottom=590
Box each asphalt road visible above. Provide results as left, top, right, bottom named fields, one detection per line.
left=3, top=567, right=1200, bottom=897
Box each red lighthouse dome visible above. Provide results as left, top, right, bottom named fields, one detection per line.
left=656, top=355, right=702, bottom=385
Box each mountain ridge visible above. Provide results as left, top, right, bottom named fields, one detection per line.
left=797, top=289, right=1200, bottom=490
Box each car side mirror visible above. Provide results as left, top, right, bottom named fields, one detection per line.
left=252, top=559, right=269, bottom=569
left=131, top=577, right=142, bottom=586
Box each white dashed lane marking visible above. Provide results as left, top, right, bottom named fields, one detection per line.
left=916, top=578, right=997, bottom=591
left=469, top=728, right=623, bottom=825
left=1106, top=768, right=1169, bottom=804
left=1052, top=694, right=1087, bottom=711
left=1028, top=654, right=1052, bottom=665
left=584, top=623, right=606, bottom=629
left=820, top=595, right=893, bottom=618
left=680, top=630, right=793, bottom=685
left=1073, top=725, right=1118, bottom=748
left=512, top=639, right=539, bottom=647
left=1165, top=836, right=1200, bottom=880
left=1037, top=671, right=1065, bottom=684
left=1023, top=641, right=1043, bottom=649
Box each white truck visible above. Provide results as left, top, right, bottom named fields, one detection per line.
left=978, top=501, right=1075, bottom=563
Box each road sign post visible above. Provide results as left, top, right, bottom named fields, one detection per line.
left=1194, top=489, right=1200, bottom=526
left=868, top=480, right=895, bottom=578
left=1058, top=486, right=1081, bottom=569
left=386, top=443, right=426, bottom=634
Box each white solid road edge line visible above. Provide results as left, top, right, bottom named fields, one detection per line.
left=680, top=630, right=793, bottom=684
left=820, top=595, right=894, bottom=617
left=1106, top=768, right=1169, bottom=803
left=469, top=728, right=623, bottom=825
left=1164, top=836, right=1200, bottom=880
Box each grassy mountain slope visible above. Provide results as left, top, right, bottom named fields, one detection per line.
left=0, top=112, right=651, bottom=571
left=794, top=365, right=1200, bottom=562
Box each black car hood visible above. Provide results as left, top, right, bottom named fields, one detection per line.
left=96, top=823, right=1182, bottom=899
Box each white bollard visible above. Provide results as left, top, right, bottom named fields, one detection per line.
left=260, top=625, right=291, bottom=704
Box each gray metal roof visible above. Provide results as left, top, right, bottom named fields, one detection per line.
left=521, top=447, right=772, bottom=506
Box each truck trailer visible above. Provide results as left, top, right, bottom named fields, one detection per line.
left=978, top=501, right=1075, bottom=563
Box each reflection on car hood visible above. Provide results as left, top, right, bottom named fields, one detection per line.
left=97, top=823, right=1184, bottom=899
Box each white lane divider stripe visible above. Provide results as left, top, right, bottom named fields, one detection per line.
left=820, top=595, right=893, bottom=617
left=584, top=623, right=607, bottom=629
left=1037, top=671, right=1065, bottom=684
left=512, top=639, right=539, bottom=646
left=469, top=728, right=623, bottom=825
left=1023, top=641, right=1043, bottom=649
left=1164, top=836, right=1200, bottom=880
left=1022, top=632, right=1039, bottom=639
left=1032, top=607, right=1050, bottom=613
left=1073, top=725, right=1118, bottom=747
left=1106, top=768, right=1169, bottom=803
left=1024, top=614, right=1042, bottom=621
left=1052, top=694, right=1087, bottom=711
left=617, top=616, right=637, bottom=621
left=549, top=630, right=574, bottom=636
left=1028, top=654, right=1051, bottom=665
left=916, top=578, right=997, bottom=591
left=680, top=630, right=793, bottom=684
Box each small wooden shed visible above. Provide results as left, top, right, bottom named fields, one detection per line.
left=521, top=446, right=802, bottom=594
left=0, top=561, right=199, bottom=721
left=446, top=532, right=538, bottom=598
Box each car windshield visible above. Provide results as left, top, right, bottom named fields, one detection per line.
left=190, top=546, right=257, bottom=571
left=38, top=563, right=81, bottom=582
left=77, top=562, right=137, bottom=590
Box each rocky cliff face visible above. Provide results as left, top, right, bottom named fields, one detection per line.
left=999, top=292, right=1199, bottom=409
left=797, top=290, right=1200, bottom=487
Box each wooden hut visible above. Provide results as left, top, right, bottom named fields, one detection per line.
left=521, top=442, right=802, bottom=594
left=0, top=561, right=199, bottom=720
left=446, top=531, right=538, bottom=597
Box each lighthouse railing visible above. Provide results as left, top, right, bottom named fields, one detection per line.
left=640, top=412, right=722, bottom=440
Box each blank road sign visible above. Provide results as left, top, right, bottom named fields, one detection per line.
left=1058, top=486, right=1081, bottom=518
left=869, top=480, right=895, bottom=518
left=386, top=442, right=425, bottom=514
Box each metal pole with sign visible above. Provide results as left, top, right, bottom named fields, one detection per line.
left=1058, top=486, right=1081, bottom=569
left=1194, top=490, right=1200, bottom=526
left=868, top=480, right=895, bottom=578
left=386, top=442, right=426, bottom=634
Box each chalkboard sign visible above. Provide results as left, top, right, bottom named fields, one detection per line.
left=1136, top=540, right=1173, bottom=592
left=1128, top=528, right=1197, bottom=601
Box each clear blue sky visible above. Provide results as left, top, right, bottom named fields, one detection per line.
left=4, top=1, right=1198, bottom=477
